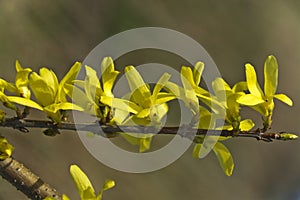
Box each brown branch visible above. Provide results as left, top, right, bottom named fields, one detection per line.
left=1, top=118, right=297, bottom=142
left=0, top=157, right=61, bottom=200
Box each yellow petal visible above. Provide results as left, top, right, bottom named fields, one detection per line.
left=97, top=179, right=115, bottom=200
left=29, top=72, right=55, bottom=106
left=39, top=68, right=59, bottom=94
left=120, top=132, right=153, bottom=152
left=125, top=66, right=151, bottom=107
left=0, top=137, right=14, bottom=160
left=57, top=61, right=81, bottom=103
left=192, top=143, right=202, bottom=158
left=212, top=78, right=231, bottom=94
left=139, top=136, right=153, bottom=152
left=273, top=93, right=293, bottom=106
left=0, top=78, right=17, bottom=93
left=264, top=55, right=278, bottom=97
left=101, top=179, right=115, bottom=191
left=193, top=61, right=204, bottom=86
left=164, top=81, right=185, bottom=99
left=62, top=194, right=70, bottom=200
left=232, top=81, right=247, bottom=93
left=227, top=92, right=244, bottom=114
left=149, top=103, right=168, bottom=122
left=100, top=96, right=143, bottom=114
left=85, top=65, right=101, bottom=88
left=237, top=94, right=265, bottom=106
left=181, top=67, right=199, bottom=113
left=136, top=108, right=150, bottom=118
left=64, top=84, right=99, bottom=116
left=7, top=96, right=43, bottom=111
left=181, top=66, right=196, bottom=88
left=245, top=64, right=264, bottom=98
left=251, top=104, right=268, bottom=116
left=239, top=119, right=255, bottom=131
left=213, top=142, right=234, bottom=176
left=151, top=73, right=171, bottom=103
left=155, top=92, right=176, bottom=105
left=70, top=165, right=95, bottom=197
left=101, top=57, right=120, bottom=97
left=15, top=60, right=32, bottom=94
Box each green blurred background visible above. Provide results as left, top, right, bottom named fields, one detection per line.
left=0, top=1, right=300, bottom=199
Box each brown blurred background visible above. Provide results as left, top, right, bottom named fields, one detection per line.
left=0, top=1, right=300, bottom=200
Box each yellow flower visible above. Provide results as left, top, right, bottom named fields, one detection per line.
left=70, top=165, right=115, bottom=200
left=101, top=65, right=175, bottom=152
left=65, top=57, right=120, bottom=123
left=0, top=60, right=32, bottom=113
left=8, top=62, right=83, bottom=123
left=15, top=60, right=32, bottom=99
left=237, top=55, right=292, bottom=128
left=212, top=78, right=254, bottom=131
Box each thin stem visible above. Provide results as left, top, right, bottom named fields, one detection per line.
left=1, top=117, right=295, bottom=142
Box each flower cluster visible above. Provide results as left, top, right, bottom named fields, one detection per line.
left=0, top=55, right=293, bottom=176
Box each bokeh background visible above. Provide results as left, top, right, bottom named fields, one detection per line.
left=0, top=1, right=300, bottom=200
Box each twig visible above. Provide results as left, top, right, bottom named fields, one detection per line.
left=1, top=118, right=297, bottom=142
left=0, top=157, right=61, bottom=200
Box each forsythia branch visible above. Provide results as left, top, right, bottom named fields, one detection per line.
left=0, top=54, right=295, bottom=197
left=0, top=157, right=61, bottom=200
left=1, top=117, right=297, bottom=142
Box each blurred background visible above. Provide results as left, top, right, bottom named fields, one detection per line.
left=0, top=1, right=300, bottom=199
